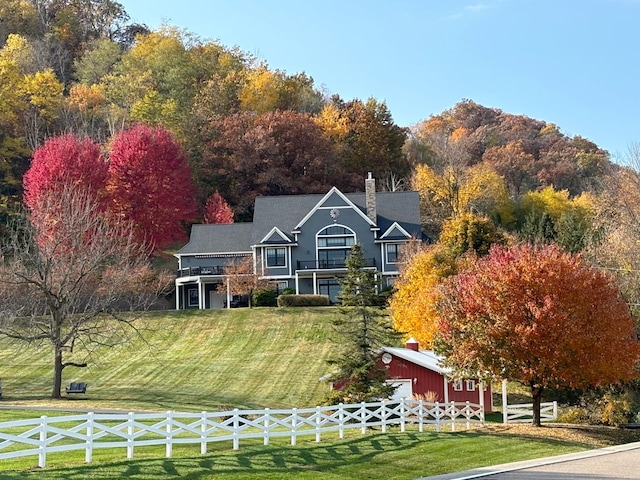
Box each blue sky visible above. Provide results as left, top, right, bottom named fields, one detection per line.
left=119, top=0, right=640, bottom=161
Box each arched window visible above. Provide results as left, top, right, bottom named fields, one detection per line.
left=316, top=225, right=355, bottom=268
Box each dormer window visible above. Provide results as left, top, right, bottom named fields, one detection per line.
left=386, top=243, right=403, bottom=263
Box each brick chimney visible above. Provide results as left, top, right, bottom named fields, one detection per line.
left=365, top=172, right=376, bottom=223
left=405, top=338, right=419, bottom=351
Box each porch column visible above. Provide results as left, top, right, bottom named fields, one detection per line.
left=175, top=282, right=180, bottom=310
left=226, top=277, right=231, bottom=309
left=313, top=272, right=317, bottom=295
left=295, top=273, right=300, bottom=294
left=198, top=280, right=204, bottom=309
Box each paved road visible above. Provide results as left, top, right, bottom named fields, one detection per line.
left=420, top=442, right=640, bottom=480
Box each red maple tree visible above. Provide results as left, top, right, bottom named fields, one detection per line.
left=107, top=124, right=198, bottom=248
left=435, top=243, right=640, bottom=426
left=203, top=190, right=234, bottom=224
left=23, top=134, right=108, bottom=227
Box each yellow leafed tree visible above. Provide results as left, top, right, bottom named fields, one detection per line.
left=389, top=244, right=456, bottom=347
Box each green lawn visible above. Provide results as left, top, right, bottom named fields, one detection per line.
left=0, top=308, right=338, bottom=412
left=0, top=429, right=594, bottom=479
left=0, top=307, right=631, bottom=477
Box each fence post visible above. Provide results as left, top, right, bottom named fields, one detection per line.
left=553, top=401, right=558, bottom=421
left=85, top=412, right=94, bottom=463
left=339, top=403, right=344, bottom=439
left=233, top=409, right=240, bottom=450
left=450, top=401, right=456, bottom=432
left=38, top=415, right=47, bottom=468
left=264, top=408, right=270, bottom=446
left=127, top=412, right=135, bottom=459
left=418, top=400, right=424, bottom=433
left=201, top=411, right=207, bottom=455
left=434, top=402, right=441, bottom=433
left=502, top=379, right=509, bottom=424
left=315, top=406, right=322, bottom=442
left=291, top=408, right=297, bottom=446
left=360, top=402, right=367, bottom=434
left=166, top=411, right=173, bottom=458
left=381, top=400, right=387, bottom=433
left=465, top=401, right=471, bottom=429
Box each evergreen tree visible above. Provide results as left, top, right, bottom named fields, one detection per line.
left=326, top=244, right=402, bottom=403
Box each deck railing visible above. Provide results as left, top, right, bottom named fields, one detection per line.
left=176, top=266, right=226, bottom=278
left=0, top=399, right=484, bottom=468
left=297, top=257, right=376, bottom=270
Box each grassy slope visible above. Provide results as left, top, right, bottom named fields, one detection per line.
left=0, top=307, right=338, bottom=412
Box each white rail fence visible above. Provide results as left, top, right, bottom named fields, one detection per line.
left=504, top=401, right=558, bottom=423
left=0, top=399, right=484, bottom=467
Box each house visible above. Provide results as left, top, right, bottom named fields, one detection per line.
left=380, top=338, right=493, bottom=411
left=174, top=174, right=424, bottom=309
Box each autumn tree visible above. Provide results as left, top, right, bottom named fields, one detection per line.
left=23, top=133, right=107, bottom=217
left=203, top=190, right=233, bottom=224
left=221, top=255, right=267, bottom=308
left=202, top=110, right=335, bottom=220
left=517, top=186, right=595, bottom=253
left=0, top=185, right=171, bottom=398
left=326, top=244, right=402, bottom=403
left=107, top=124, right=197, bottom=248
left=390, top=214, right=504, bottom=346
left=411, top=161, right=514, bottom=239
left=435, top=243, right=640, bottom=426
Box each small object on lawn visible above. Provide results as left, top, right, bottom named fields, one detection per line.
left=65, top=382, right=88, bottom=394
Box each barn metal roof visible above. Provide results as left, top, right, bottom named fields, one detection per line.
left=381, top=347, right=451, bottom=376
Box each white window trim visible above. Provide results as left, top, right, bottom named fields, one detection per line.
left=466, top=379, right=476, bottom=391
left=266, top=247, right=287, bottom=268
left=453, top=379, right=463, bottom=391
left=386, top=243, right=402, bottom=264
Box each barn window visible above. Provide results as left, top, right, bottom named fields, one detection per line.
left=453, top=379, right=463, bottom=391
left=466, top=379, right=476, bottom=391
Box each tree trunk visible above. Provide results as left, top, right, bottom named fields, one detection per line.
left=531, top=386, right=543, bottom=427
left=52, top=346, right=63, bottom=399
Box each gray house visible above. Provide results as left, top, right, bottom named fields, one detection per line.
left=174, top=174, right=424, bottom=309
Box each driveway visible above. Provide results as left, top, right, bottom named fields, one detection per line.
left=420, top=441, right=640, bottom=479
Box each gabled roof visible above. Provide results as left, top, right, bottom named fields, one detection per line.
left=293, top=187, right=376, bottom=231
left=177, top=187, right=424, bottom=256
left=257, top=226, right=294, bottom=245
left=175, top=223, right=253, bottom=256
left=251, top=189, right=422, bottom=245
left=379, top=221, right=411, bottom=241
left=381, top=347, right=450, bottom=376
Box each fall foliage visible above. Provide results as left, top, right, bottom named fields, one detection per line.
left=435, top=243, right=640, bottom=426
left=107, top=124, right=198, bottom=247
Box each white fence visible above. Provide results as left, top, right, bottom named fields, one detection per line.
left=504, top=401, right=558, bottom=423
left=0, top=399, right=484, bottom=468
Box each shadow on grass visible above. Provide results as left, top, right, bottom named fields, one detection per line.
left=3, top=433, right=428, bottom=479
left=0, top=429, right=601, bottom=480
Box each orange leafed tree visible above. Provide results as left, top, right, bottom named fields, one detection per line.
left=435, top=243, right=640, bottom=426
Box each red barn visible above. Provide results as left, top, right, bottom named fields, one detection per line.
left=380, top=338, right=493, bottom=412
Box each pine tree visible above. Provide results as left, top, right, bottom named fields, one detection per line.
left=326, top=244, right=402, bottom=403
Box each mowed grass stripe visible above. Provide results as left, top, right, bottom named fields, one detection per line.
left=0, top=307, right=337, bottom=413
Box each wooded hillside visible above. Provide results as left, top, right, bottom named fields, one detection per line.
left=3, top=1, right=640, bottom=320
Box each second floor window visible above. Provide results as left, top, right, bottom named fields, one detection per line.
left=317, top=225, right=356, bottom=268
left=386, top=243, right=402, bottom=263
left=266, top=247, right=286, bottom=267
